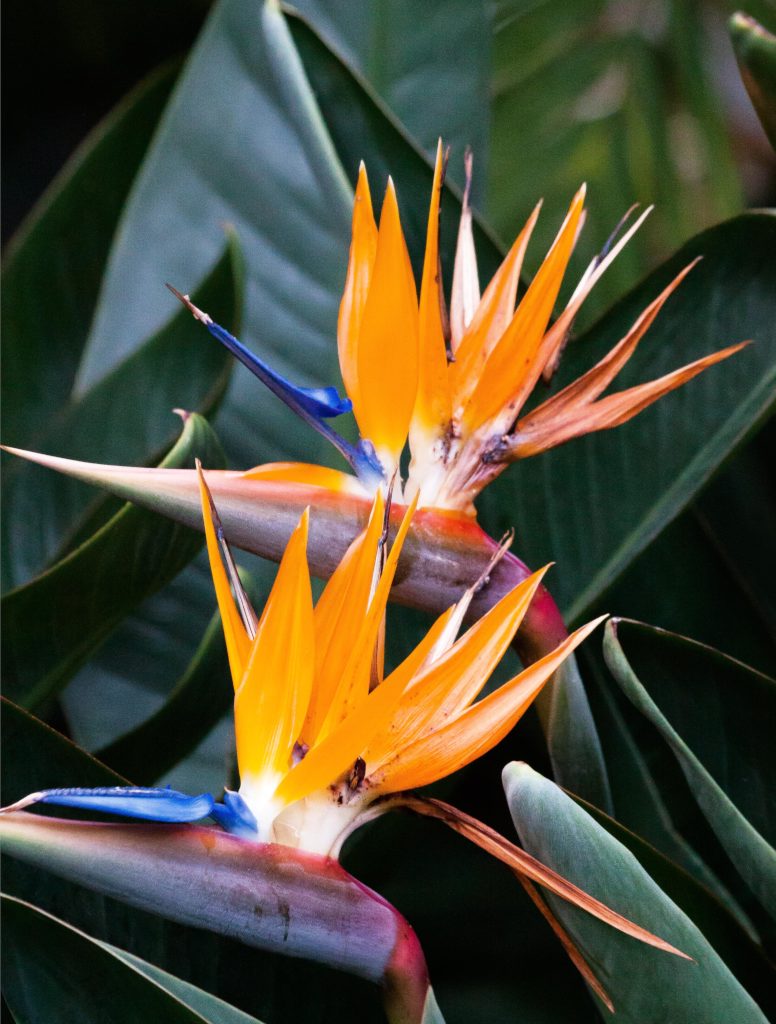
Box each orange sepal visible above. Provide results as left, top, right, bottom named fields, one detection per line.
left=365, top=567, right=549, bottom=767
left=355, top=179, right=419, bottom=469
left=276, top=499, right=419, bottom=803
left=338, top=164, right=377, bottom=410
left=241, top=462, right=365, bottom=495
left=197, top=464, right=251, bottom=687
left=521, top=261, right=700, bottom=428
left=410, top=140, right=452, bottom=444
left=318, top=495, right=419, bottom=736
left=512, top=341, right=749, bottom=459
left=234, top=510, right=314, bottom=779
left=373, top=615, right=605, bottom=793
left=300, top=490, right=386, bottom=746
left=450, top=201, right=541, bottom=413
left=463, top=187, right=585, bottom=431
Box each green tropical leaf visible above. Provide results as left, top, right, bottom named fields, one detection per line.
left=1, top=697, right=127, bottom=794
left=504, top=762, right=769, bottom=1022
left=691, top=422, right=776, bottom=659
left=579, top=641, right=757, bottom=927
left=420, top=988, right=446, bottom=1024
left=285, top=5, right=503, bottom=285
left=1, top=895, right=264, bottom=1024
left=73, top=0, right=351, bottom=472
left=569, top=793, right=776, bottom=1016
left=489, top=0, right=742, bottom=320
left=594, top=466, right=776, bottom=678
left=94, top=568, right=260, bottom=786
left=2, top=238, right=240, bottom=591
left=602, top=618, right=776, bottom=920
left=94, top=607, right=230, bottom=785
left=730, top=12, right=776, bottom=150
left=2, top=414, right=225, bottom=710
left=290, top=0, right=491, bottom=199
left=1, top=62, right=178, bottom=446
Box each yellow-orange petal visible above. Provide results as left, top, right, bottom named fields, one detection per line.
left=511, top=341, right=749, bottom=459
left=365, top=567, right=548, bottom=767
left=372, top=615, right=606, bottom=793
left=274, top=619, right=414, bottom=805
left=354, top=179, right=419, bottom=472
left=300, top=490, right=386, bottom=746
left=241, top=461, right=366, bottom=495
left=535, top=205, right=651, bottom=386
left=523, top=261, right=700, bottom=428
left=234, top=510, right=315, bottom=780
left=318, top=495, right=418, bottom=737
left=338, top=163, right=377, bottom=409
left=450, top=201, right=541, bottom=413
left=409, top=140, right=452, bottom=448
left=197, top=463, right=251, bottom=687
left=463, top=187, right=585, bottom=432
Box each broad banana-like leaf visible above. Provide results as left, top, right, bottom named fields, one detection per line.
left=504, top=762, right=769, bottom=1022
left=2, top=894, right=265, bottom=1024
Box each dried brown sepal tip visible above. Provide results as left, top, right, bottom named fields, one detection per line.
left=195, top=459, right=258, bottom=638
left=402, top=794, right=693, bottom=963
left=166, top=283, right=213, bottom=326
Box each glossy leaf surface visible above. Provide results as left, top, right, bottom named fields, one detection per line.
left=2, top=414, right=225, bottom=709
left=2, top=895, right=264, bottom=1024
left=291, top=0, right=491, bottom=197
left=504, top=762, right=768, bottom=1022
left=602, top=619, right=776, bottom=919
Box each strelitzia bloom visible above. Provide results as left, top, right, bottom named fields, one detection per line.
left=3, top=478, right=688, bottom=1011
left=170, top=142, right=745, bottom=514
left=9, top=474, right=600, bottom=857
left=197, top=471, right=607, bottom=856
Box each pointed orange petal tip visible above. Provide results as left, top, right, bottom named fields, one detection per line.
left=298, top=505, right=311, bottom=538
left=355, top=162, right=371, bottom=199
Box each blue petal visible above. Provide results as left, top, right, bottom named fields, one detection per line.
left=296, top=384, right=353, bottom=419
left=33, top=786, right=215, bottom=823
left=205, top=321, right=351, bottom=419
left=353, top=438, right=386, bottom=484
left=175, top=300, right=384, bottom=486
left=210, top=790, right=259, bottom=839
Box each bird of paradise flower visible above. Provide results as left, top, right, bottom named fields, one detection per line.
left=2, top=142, right=747, bottom=659
left=3, top=473, right=689, bottom=1013
left=165, top=141, right=745, bottom=515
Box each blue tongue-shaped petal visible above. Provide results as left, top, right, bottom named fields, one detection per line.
left=298, top=384, right=353, bottom=418
left=2, top=787, right=263, bottom=839
left=3, top=786, right=215, bottom=824
left=210, top=790, right=259, bottom=839
left=167, top=286, right=383, bottom=487
left=203, top=317, right=352, bottom=419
